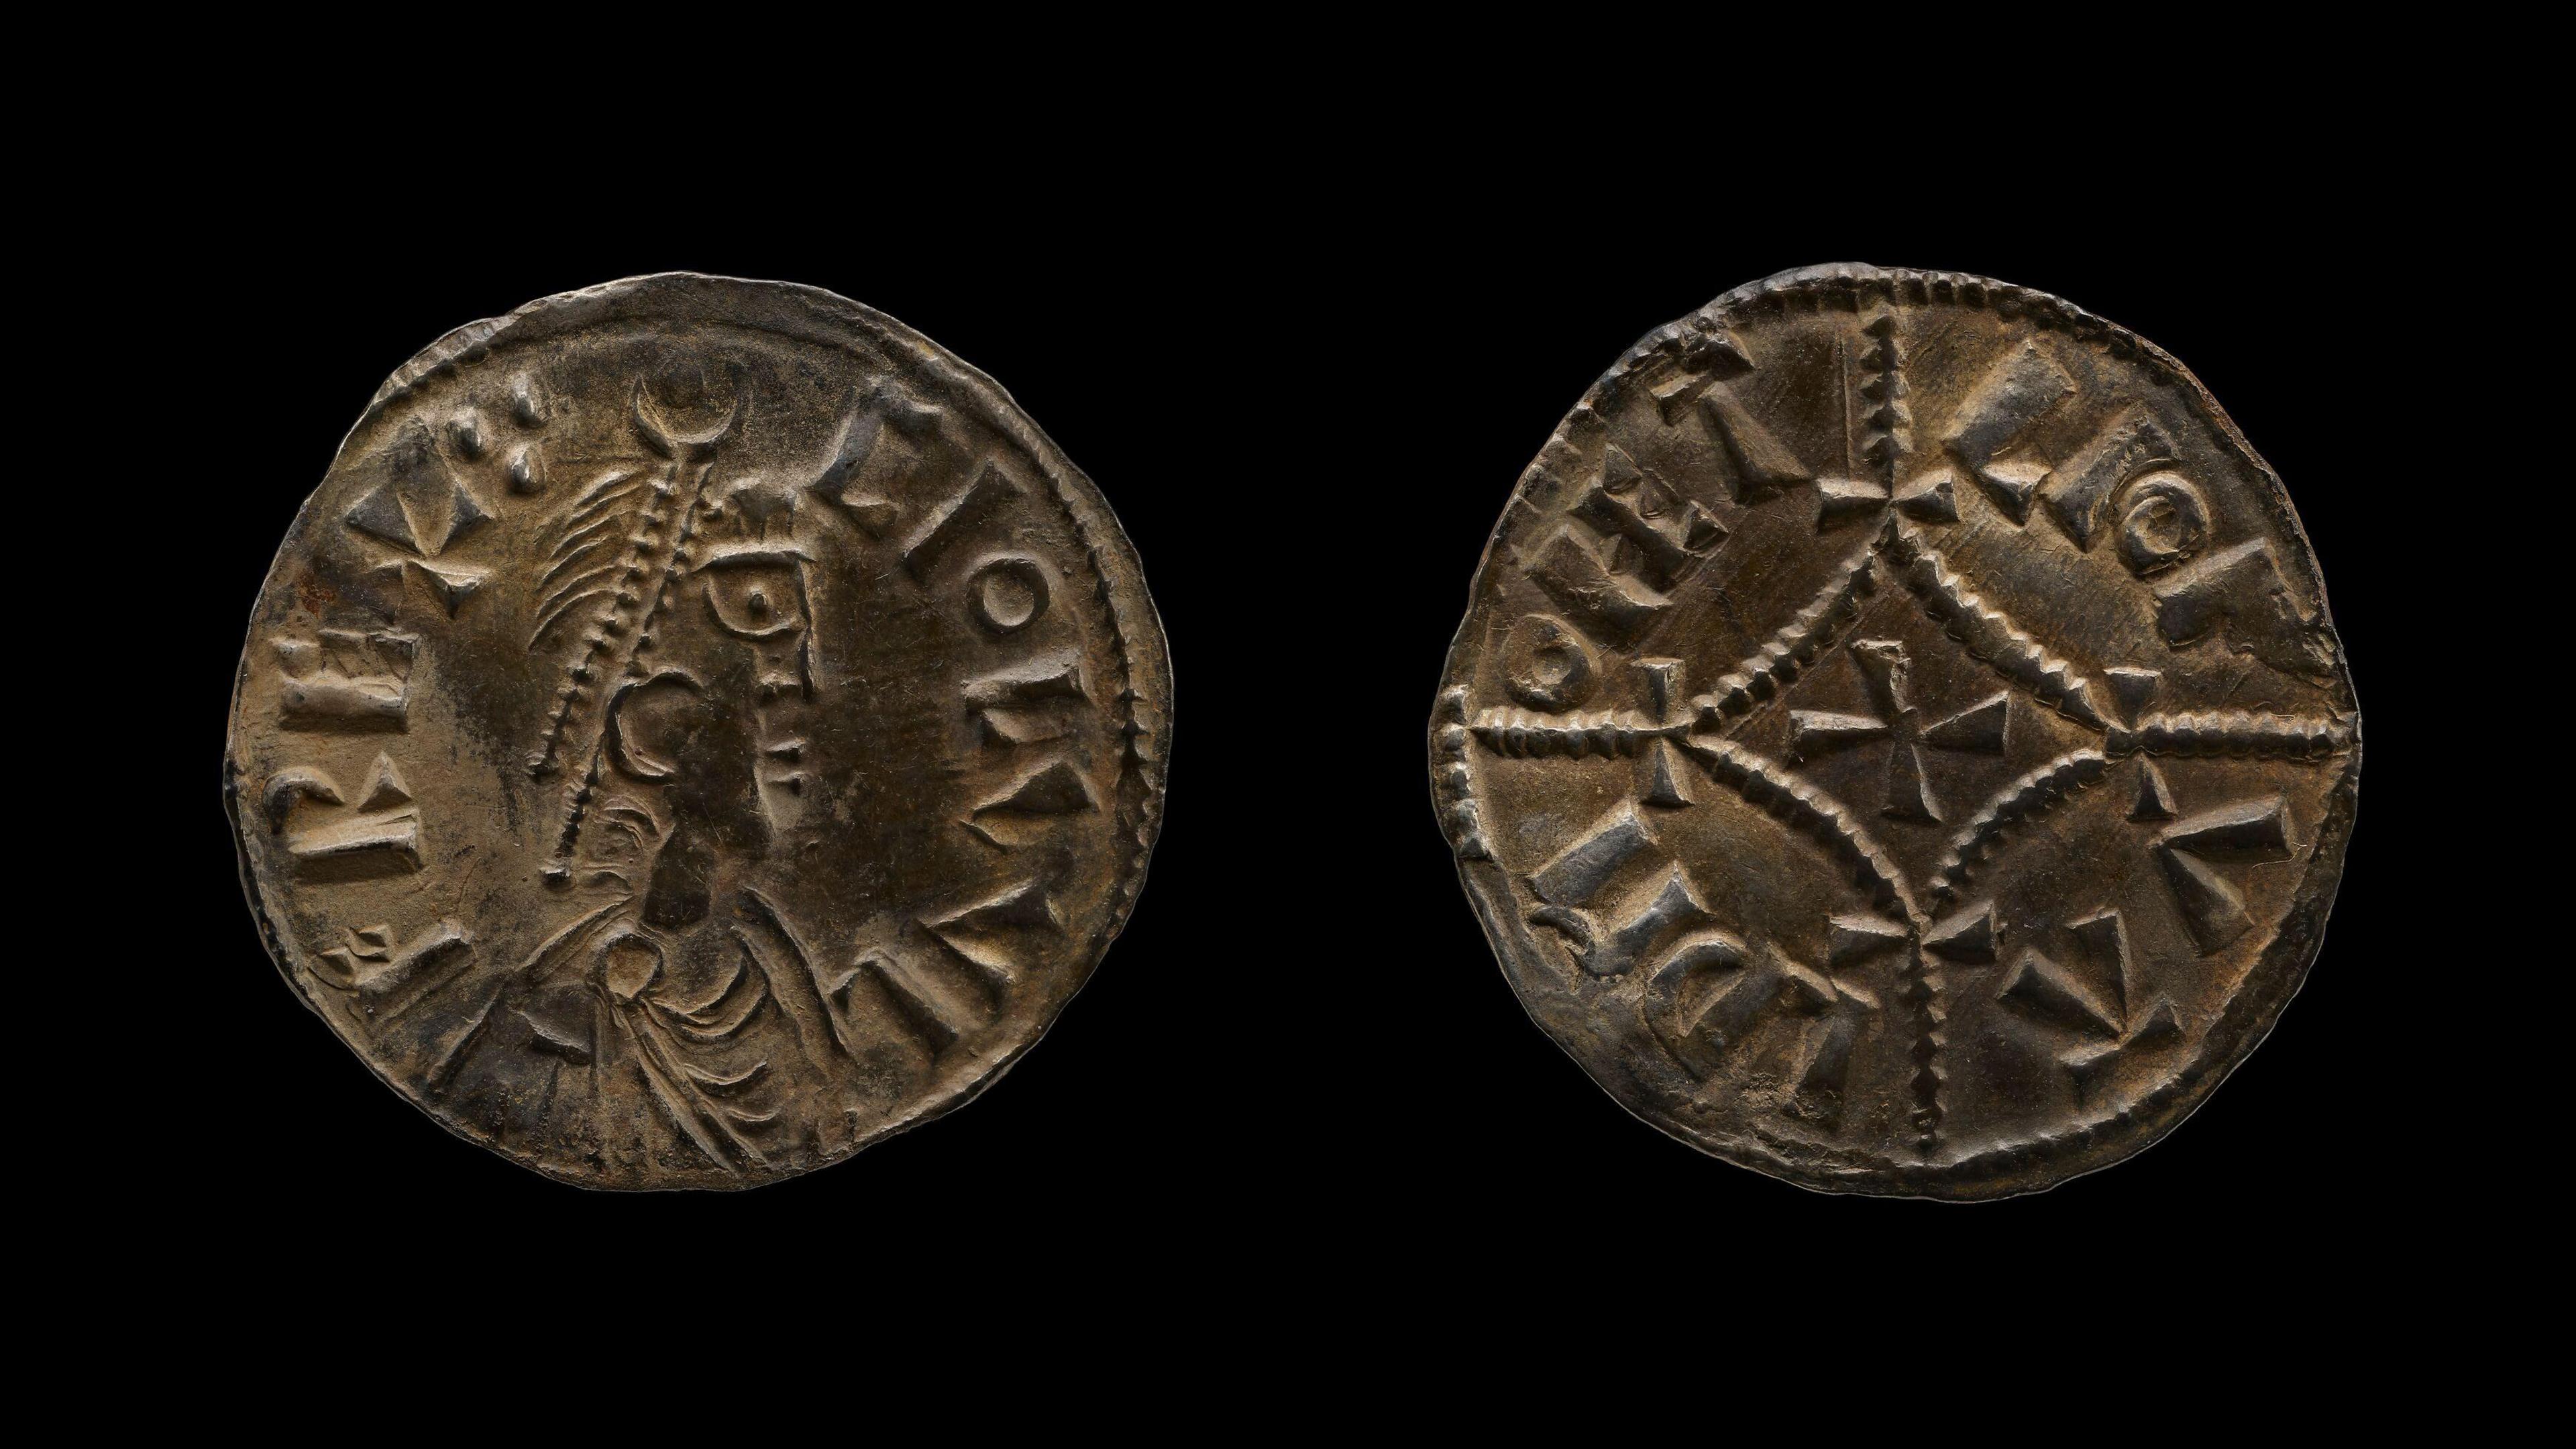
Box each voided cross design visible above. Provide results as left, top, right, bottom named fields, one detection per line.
left=1438, top=286, right=2357, bottom=1159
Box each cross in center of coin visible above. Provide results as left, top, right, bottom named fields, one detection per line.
left=1788, top=639, right=2008, bottom=824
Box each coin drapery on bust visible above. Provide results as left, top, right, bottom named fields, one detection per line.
left=225, top=275, right=1172, bottom=1190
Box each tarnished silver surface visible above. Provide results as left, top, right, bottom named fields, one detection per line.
left=1431, top=264, right=2357, bottom=1198
left=225, top=274, right=1171, bottom=1189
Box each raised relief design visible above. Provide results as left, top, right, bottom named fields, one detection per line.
left=811, top=378, right=946, bottom=538
left=2152, top=538, right=2333, bottom=678
left=1787, top=639, right=2010, bottom=824
left=1662, top=329, right=1803, bottom=506
left=1988, top=909, right=2183, bottom=1097
left=1444, top=277, right=2357, bottom=1179
left=921, top=879, right=1063, bottom=1006
left=500, top=370, right=555, bottom=496
left=1472, top=658, right=1695, bottom=809
left=1941, top=339, right=2074, bottom=523
left=973, top=759, right=1099, bottom=820
left=264, top=752, right=423, bottom=879
left=1648, top=934, right=1881, bottom=1127
left=1520, top=805, right=1894, bottom=1126
left=314, top=918, right=473, bottom=1024
left=1430, top=687, right=1491, bottom=862
left=828, top=881, right=1063, bottom=1063
left=967, top=555, right=1050, bottom=636
left=2153, top=795, right=2296, bottom=953
left=2045, top=402, right=2178, bottom=549
left=1523, top=803, right=1657, bottom=951
left=851, top=945, right=979, bottom=1056
left=890, top=450, right=1104, bottom=849
left=277, top=627, right=415, bottom=731
left=1919, top=340, right=2331, bottom=684
left=449, top=364, right=1108, bottom=1168
left=1501, top=613, right=1596, bottom=711
left=343, top=420, right=494, bottom=616
left=231, top=276, right=1171, bottom=1192
left=1523, top=443, right=1726, bottom=646
left=903, top=460, right=1023, bottom=581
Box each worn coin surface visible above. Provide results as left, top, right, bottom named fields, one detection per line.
left=225, top=274, right=1171, bottom=1189
left=1430, top=264, right=2359, bottom=1198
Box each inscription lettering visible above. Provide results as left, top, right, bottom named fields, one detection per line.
left=1443, top=270, right=2358, bottom=1188
left=228, top=276, right=1173, bottom=1190
left=967, top=555, right=1050, bottom=635
left=2153, top=795, right=2296, bottom=953
left=902, top=459, right=1022, bottom=580
left=1523, top=445, right=1725, bottom=646
left=1502, top=613, right=1598, bottom=712
left=277, top=628, right=415, bottom=731
left=1943, top=339, right=2074, bottom=523
left=2044, top=402, right=2178, bottom=549
left=266, top=752, right=423, bottom=880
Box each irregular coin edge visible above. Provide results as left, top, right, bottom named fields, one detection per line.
left=1428, top=262, right=2361, bottom=1199
left=223, top=272, right=1175, bottom=1190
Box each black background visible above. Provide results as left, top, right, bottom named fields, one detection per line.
left=158, top=162, right=2438, bottom=1334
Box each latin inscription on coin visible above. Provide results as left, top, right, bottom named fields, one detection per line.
left=1430, top=264, right=2358, bottom=1198
left=226, top=275, right=1171, bottom=1189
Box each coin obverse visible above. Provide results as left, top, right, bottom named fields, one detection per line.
left=1430, top=264, right=2359, bottom=1199
left=225, top=274, right=1171, bottom=1190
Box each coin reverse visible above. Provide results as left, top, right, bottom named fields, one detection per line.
left=1430, top=264, right=2358, bottom=1199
